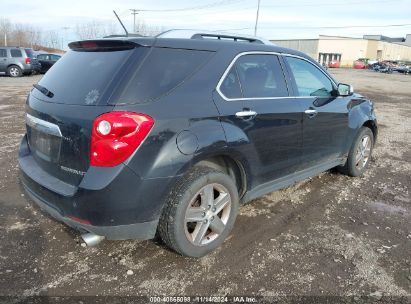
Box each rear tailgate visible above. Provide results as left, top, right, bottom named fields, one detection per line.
left=23, top=40, right=148, bottom=188
left=24, top=97, right=114, bottom=186
left=24, top=48, right=38, bottom=62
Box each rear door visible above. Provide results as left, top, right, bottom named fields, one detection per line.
left=38, top=54, right=52, bottom=71
left=0, top=48, right=7, bottom=72
left=283, top=56, right=349, bottom=170
left=10, top=48, right=22, bottom=65
left=214, top=53, right=303, bottom=188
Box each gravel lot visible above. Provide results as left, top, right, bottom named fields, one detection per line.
left=0, top=69, right=410, bottom=302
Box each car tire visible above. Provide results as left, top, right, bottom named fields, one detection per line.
left=338, top=127, right=374, bottom=177
left=158, top=166, right=239, bottom=257
left=7, top=65, right=22, bottom=77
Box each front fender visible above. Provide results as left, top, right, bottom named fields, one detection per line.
left=345, top=95, right=377, bottom=152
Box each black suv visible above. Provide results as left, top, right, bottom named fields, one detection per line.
left=19, top=30, right=377, bottom=257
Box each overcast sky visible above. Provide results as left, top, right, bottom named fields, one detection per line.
left=3, top=0, right=411, bottom=45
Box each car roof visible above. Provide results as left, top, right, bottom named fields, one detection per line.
left=1, top=46, right=32, bottom=49
left=37, top=53, right=61, bottom=56
left=100, top=36, right=311, bottom=61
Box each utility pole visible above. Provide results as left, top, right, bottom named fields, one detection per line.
left=29, top=31, right=33, bottom=48
left=130, top=9, right=139, bottom=33
left=4, top=33, right=7, bottom=46
left=61, top=27, right=70, bottom=50
left=254, top=0, right=261, bottom=36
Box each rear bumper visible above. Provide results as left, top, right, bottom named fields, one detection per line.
left=22, top=63, right=41, bottom=72
left=21, top=181, right=158, bottom=240
left=18, top=135, right=175, bottom=240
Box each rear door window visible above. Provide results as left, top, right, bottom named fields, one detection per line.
left=235, top=54, right=288, bottom=98
left=220, top=66, right=242, bottom=99
left=10, top=49, right=22, bottom=57
left=35, top=49, right=137, bottom=105
left=116, top=48, right=213, bottom=104
left=0, top=49, right=6, bottom=57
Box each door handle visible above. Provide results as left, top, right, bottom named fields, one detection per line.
left=235, top=110, right=257, bottom=118
left=304, top=109, right=318, bottom=117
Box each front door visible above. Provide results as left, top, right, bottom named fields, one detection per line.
left=284, top=56, right=349, bottom=170
left=214, top=53, right=303, bottom=189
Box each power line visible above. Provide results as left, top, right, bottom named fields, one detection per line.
left=310, top=23, right=411, bottom=29
left=138, top=3, right=255, bottom=18
left=216, top=23, right=411, bottom=32
left=261, top=0, right=400, bottom=8
left=136, top=0, right=246, bottom=12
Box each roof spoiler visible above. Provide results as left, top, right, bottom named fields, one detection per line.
left=68, top=40, right=140, bottom=52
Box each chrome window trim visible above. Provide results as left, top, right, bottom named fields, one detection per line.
left=26, top=113, right=62, bottom=137
left=216, top=51, right=338, bottom=102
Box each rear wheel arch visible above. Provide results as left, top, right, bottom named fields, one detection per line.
left=193, top=155, right=247, bottom=198
left=7, top=63, right=23, bottom=69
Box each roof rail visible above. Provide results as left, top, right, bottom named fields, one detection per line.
left=103, top=33, right=145, bottom=38
left=156, top=29, right=273, bottom=45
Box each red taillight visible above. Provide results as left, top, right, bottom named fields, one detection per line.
left=90, top=112, right=154, bottom=167
left=25, top=57, right=31, bottom=64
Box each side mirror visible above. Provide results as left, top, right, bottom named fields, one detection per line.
left=338, top=83, right=354, bottom=96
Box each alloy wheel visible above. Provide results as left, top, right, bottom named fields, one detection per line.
left=355, top=135, right=372, bottom=169
left=9, top=67, right=19, bottom=77
left=184, top=183, right=232, bottom=246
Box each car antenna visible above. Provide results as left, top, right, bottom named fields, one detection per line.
left=113, top=10, right=129, bottom=37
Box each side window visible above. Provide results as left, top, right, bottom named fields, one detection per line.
left=286, top=57, right=334, bottom=97
left=235, top=54, right=288, bottom=98
left=10, top=49, right=22, bottom=58
left=51, top=55, right=61, bottom=61
left=0, top=49, right=7, bottom=57
left=37, top=54, right=45, bottom=60
left=220, top=66, right=242, bottom=99
left=118, top=48, right=213, bottom=103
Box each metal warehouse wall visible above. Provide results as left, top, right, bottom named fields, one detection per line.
left=378, top=41, right=411, bottom=61
left=270, top=39, right=319, bottom=60
left=271, top=36, right=411, bottom=67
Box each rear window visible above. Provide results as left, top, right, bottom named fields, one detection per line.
left=24, top=49, right=35, bottom=58
left=35, top=49, right=134, bottom=105
left=115, top=47, right=213, bottom=104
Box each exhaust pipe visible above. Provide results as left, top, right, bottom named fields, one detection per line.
left=81, top=233, right=105, bottom=247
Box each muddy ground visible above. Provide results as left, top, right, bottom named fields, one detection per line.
left=0, top=69, right=410, bottom=302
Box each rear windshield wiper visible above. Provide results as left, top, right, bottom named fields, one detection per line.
left=33, top=84, right=54, bottom=98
